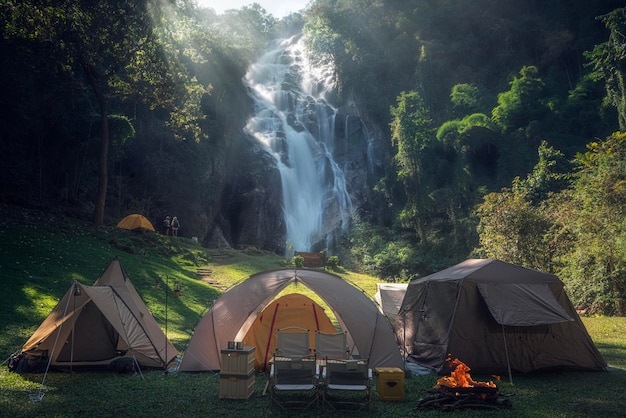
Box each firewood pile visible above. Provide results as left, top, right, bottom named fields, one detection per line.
left=416, top=387, right=512, bottom=411
left=416, top=356, right=513, bottom=411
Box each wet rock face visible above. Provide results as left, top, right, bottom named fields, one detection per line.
left=209, top=138, right=286, bottom=253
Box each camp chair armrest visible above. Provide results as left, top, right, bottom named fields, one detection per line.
left=275, top=383, right=317, bottom=391
left=327, top=384, right=368, bottom=391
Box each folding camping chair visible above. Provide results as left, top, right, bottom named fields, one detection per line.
left=314, top=330, right=350, bottom=360
left=322, top=358, right=372, bottom=412
left=276, top=327, right=311, bottom=357
left=269, top=354, right=320, bottom=410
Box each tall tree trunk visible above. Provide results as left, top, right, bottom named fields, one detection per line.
left=82, top=61, right=109, bottom=226
left=94, top=101, right=109, bottom=225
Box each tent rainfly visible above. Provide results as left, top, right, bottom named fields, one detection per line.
left=179, top=269, right=404, bottom=372
left=116, top=214, right=155, bottom=232
left=242, top=293, right=336, bottom=371
left=395, top=259, right=607, bottom=376
left=13, top=258, right=177, bottom=372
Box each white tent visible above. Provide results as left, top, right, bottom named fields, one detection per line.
left=374, top=283, right=408, bottom=324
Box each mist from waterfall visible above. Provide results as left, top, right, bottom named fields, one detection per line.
left=243, top=36, right=353, bottom=255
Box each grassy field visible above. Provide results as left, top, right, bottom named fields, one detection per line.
left=1, top=205, right=625, bottom=417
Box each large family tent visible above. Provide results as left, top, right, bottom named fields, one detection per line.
left=15, top=258, right=177, bottom=371
left=242, top=293, right=337, bottom=371
left=395, top=259, right=607, bottom=375
left=179, top=269, right=404, bottom=372
left=116, top=214, right=155, bottom=232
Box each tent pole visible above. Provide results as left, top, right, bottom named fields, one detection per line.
left=501, top=324, right=513, bottom=385
left=32, top=283, right=75, bottom=401
left=402, top=309, right=407, bottom=370
left=70, top=283, right=76, bottom=375
left=164, top=274, right=168, bottom=372
left=109, top=287, right=145, bottom=380
left=132, top=353, right=144, bottom=379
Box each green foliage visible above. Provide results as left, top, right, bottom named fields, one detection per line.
left=512, top=141, right=571, bottom=204
left=108, top=115, right=136, bottom=148
left=476, top=132, right=626, bottom=315
left=585, top=8, right=626, bottom=130
left=492, top=66, right=547, bottom=132
left=326, top=255, right=340, bottom=270
left=450, top=83, right=486, bottom=116
left=436, top=120, right=464, bottom=144
left=561, top=132, right=626, bottom=314
left=390, top=91, right=434, bottom=165
left=292, top=254, right=304, bottom=267
left=476, top=188, right=554, bottom=270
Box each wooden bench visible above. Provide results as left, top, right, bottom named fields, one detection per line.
left=294, top=251, right=325, bottom=268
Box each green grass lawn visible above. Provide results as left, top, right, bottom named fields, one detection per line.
left=1, top=204, right=625, bottom=417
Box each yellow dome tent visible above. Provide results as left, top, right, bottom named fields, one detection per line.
left=242, top=293, right=336, bottom=371
left=116, top=214, right=155, bottom=232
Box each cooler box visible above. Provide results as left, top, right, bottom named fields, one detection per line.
left=375, top=367, right=405, bottom=401
left=218, top=371, right=255, bottom=399
left=220, top=346, right=255, bottom=376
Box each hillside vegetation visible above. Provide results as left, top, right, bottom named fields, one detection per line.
left=0, top=204, right=379, bottom=356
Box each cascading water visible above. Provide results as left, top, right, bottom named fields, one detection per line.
left=243, top=35, right=353, bottom=254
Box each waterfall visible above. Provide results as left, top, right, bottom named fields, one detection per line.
left=243, top=36, right=353, bottom=254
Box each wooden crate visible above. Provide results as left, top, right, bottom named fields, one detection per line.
left=218, top=371, right=255, bottom=399
left=220, top=346, right=255, bottom=376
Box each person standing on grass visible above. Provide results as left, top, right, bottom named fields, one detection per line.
left=163, top=215, right=171, bottom=236
left=171, top=216, right=180, bottom=237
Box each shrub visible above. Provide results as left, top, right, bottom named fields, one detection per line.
left=326, top=255, right=340, bottom=270
left=292, top=255, right=304, bottom=267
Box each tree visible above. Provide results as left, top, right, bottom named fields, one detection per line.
left=450, top=83, right=486, bottom=116
left=585, top=8, right=626, bottom=130
left=564, top=132, right=626, bottom=314
left=492, top=66, right=547, bottom=132
left=476, top=141, right=572, bottom=272
left=3, top=0, right=206, bottom=225
left=512, top=141, right=571, bottom=204
left=390, top=90, right=435, bottom=240
left=476, top=188, right=553, bottom=271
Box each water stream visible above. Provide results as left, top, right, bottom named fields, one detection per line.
left=243, top=35, right=353, bottom=254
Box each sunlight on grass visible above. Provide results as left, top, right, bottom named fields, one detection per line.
left=582, top=316, right=626, bottom=369
left=17, top=286, right=58, bottom=317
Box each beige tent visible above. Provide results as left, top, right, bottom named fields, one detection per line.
left=116, top=214, right=155, bottom=232
left=395, top=259, right=607, bottom=376
left=242, top=293, right=336, bottom=371
left=179, top=269, right=404, bottom=371
left=16, top=259, right=177, bottom=371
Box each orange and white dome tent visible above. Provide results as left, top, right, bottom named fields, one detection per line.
left=116, top=214, right=155, bottom=232
left=179, top=268, right=404, bottom=372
